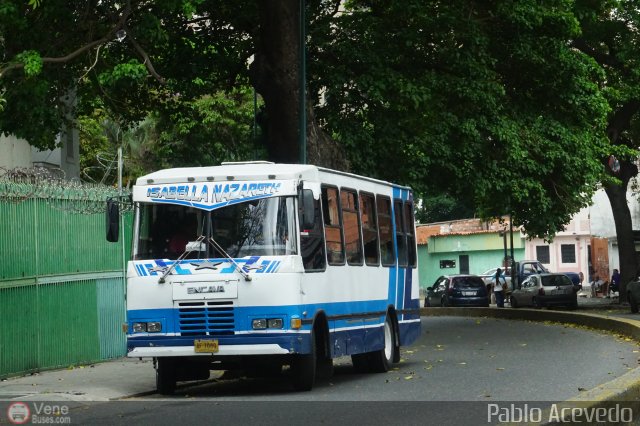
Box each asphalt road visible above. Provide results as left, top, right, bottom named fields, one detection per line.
left=64, top=316, right=640, bottom=425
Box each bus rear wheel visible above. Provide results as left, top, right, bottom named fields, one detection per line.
left=368, top=315, right=396, bottom=373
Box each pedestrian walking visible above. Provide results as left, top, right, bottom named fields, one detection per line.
left=493, top=267, right=506, bottom=308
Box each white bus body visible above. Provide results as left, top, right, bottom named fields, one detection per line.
left=120, top=162, right=421, bottom=393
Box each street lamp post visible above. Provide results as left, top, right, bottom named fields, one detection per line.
left=298, top=0, right=306, bottom=165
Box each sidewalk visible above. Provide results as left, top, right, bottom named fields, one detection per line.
left=0, top=358, right=156, bottom=401
left=576, top=293, right=626, bottom=310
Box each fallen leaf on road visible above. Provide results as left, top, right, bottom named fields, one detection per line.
left=404, top=376, right=413, bottom=380
left=496, top=368, right=505, bottom=371
left=459, top=362, right=467, bottom=365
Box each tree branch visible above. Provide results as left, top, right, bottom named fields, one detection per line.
left=0, top=2, right=132, bottom=77
left=607, top=99, right=640, bottom=145
left=125, top=28, right=166, bottom=85
left=572, top=38, right=623, bottom=69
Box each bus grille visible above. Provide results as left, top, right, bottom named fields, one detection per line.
left=177, top=300, right=235, bottom=336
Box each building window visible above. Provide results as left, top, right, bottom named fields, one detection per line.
left=561, top=244, right=576, bottom=263
left=536, top=245, right=550, bottom=264
left=440, top=259, right=456, bottom=269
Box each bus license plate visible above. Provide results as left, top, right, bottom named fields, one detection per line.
left=194, top=339, right=219, bottom=353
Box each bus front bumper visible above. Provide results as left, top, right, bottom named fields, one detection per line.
left=128, top=343, right=291, bottom=358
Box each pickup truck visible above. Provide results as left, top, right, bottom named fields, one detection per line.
left=479, top=260, right=580, bottom=292
left=510, top=260, right=581, bottom=290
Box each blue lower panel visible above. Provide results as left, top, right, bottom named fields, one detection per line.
left=398, top=320, right=421, bottom=347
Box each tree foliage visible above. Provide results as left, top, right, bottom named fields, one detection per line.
left=312, top=0, right=610, bottom=238
left=0, top=0, right=625, bottom=242
left=571, top=0, right=640, bottom=296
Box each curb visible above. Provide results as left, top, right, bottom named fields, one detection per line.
left=420, top=307, right=640, bottom=424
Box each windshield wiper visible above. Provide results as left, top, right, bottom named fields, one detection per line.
left=158, top=235, right=206, bottom=284
left=205, top=236, right=252, bottom=282
left=157, top=235, right=252, bottom=283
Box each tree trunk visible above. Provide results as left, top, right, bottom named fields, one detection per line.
left=252, top=1, right=350, bottom=170
left=604, top=180, right=637, bottom=303
left=602, top=100, right=640, bottom=303
left=253, top=0, right=301, bottom=163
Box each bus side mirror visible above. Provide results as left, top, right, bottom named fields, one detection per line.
left=106, top=198, right=120, bottom=242
left=299, top=189, right=316, bottom=229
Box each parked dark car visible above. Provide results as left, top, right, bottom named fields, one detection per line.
left=424, top=275, right=489, bottom=307
left=510, top=273, right=578, bottom=309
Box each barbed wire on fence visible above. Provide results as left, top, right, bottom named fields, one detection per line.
left=0, top=166, right=132, bottom=214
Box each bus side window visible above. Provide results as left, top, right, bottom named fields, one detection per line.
left=404, top=200, right=417, bottom=268
left=394, top=199, right=408, bottom=267
left=360, top=192, right=379, bottom=266
left=300, top=197, right=327, bottom=271
left=322, top=186, right=345, bottom=265
left=341, top=188, right=363, bottom=265
left=377, top=195, right=395, bottom=266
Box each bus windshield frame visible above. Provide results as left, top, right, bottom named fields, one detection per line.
left=132, top=196, right=298, bottom=260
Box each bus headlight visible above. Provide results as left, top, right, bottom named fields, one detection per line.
left=267, top=318, right=283, bottom=329
left=252, top=318, right=283, bottom=329
left=132, top=322, right=147, bottom=333
left=146, top=322, right=162, bottom=332
left=252, top=319, right=267, bottom=329
left=132, top=322, right=162, bottom=333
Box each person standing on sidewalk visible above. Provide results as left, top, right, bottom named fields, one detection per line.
left=493, top=268, right=506, bottom=308
left=610, top=269, right=620, bottom=297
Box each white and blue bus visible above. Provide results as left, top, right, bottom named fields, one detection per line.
left=107, top=161, right=421, bottom=393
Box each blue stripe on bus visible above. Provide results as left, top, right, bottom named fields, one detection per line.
left=396, top=268, right=405, bottom=315
left=127, top=300, right=393, bottom=334
left=135, top=264, right=145, bottom=276
left=126, top=315, right=419, bottom=357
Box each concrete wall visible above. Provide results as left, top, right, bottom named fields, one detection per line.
left=418, top=229, right=526, bottom=290
left=524, top=207, right=591, bottom=282
left=0, top=135, right=31, bottom=170
left=1, top=128, right=79, bottom=180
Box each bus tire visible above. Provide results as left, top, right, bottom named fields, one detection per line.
left=351, top=352, right=370, bottom=373
left=291, top=331, right=316, bottom=391
left=156, top=357, right=177, bottom=395
left=630, top=292, right=639, bottom=314
left=368, top=315, right=395, bottom=373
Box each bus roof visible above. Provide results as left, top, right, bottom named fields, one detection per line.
left=135, top=161, right=410, bottom=190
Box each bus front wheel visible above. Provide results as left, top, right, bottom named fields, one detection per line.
left=291, top=332, right=316, bottom=391
left=156, top=357, right=177, bottom=395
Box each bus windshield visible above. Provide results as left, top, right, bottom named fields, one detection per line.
left=133, top=196, right=298, bottom=260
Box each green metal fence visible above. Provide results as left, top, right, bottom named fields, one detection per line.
left=0, top=177, right=132, bottom=378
